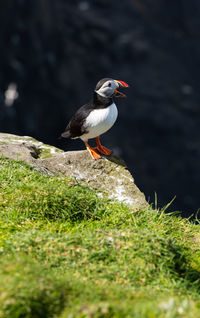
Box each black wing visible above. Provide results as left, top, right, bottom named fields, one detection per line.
left=61, top=103, right=92, bottom=139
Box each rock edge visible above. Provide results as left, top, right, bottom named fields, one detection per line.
left=0, top=133, right=148, bottom=210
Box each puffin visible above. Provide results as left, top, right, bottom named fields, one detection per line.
left=60, top=78, right=129, bottom=159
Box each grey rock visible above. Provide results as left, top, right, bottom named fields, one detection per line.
left=0, top=133, right=148, bottom=210
left=0, top=133, right=63, bottom=161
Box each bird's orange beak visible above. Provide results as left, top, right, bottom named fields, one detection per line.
left=115, top=80, right=129, bottom=87
left=114, top=80, right=129, bottom=98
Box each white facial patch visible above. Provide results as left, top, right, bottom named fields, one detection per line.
left=95, top=80, right=118, bottom=98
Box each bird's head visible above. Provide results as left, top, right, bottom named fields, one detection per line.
left=95, top=78, right=129, bottom=98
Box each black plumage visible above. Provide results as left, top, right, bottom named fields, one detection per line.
left=61, top=91, right=113, bottom=139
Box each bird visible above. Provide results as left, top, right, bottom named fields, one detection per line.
left=60, top=78, right=129, bottom=159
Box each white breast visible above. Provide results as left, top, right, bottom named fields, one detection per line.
left=80, top=103, right=118, bottom=141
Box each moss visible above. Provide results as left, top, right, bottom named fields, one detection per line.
left=39, top=145, right=63, bottom=159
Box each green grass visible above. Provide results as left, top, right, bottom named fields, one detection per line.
left=1, top=156, right=200, bottom=317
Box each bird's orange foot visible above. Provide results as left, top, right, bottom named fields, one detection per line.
left=97, top=145, right=112, bottom=156
left=86, top=146, right=101, bottom=160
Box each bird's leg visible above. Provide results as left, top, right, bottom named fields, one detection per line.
left=96, top=137, right=112, bottom=156
left=84, top=141, right=101, bottom=160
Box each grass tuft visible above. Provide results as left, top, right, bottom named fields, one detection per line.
left=0, top=157, right=113, bottom=223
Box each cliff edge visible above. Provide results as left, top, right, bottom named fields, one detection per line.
left=0, top=133, right=147, bottom=210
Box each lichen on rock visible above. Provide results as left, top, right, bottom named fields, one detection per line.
left=0, top=133, right=147, bottom=209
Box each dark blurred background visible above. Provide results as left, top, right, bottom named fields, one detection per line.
left=0, top=0, right=200, bottom=217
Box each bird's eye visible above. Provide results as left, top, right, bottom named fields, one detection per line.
left=108, top=82, right=111, bottom=87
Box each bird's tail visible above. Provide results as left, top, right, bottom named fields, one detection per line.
left=60, top=130, right=71, bottom=139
